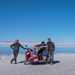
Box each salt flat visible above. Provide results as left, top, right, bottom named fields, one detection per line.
left=0, top=54, right=75, bottom=75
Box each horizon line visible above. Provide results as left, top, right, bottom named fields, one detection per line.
left=0, top=41, right=75, bottom=48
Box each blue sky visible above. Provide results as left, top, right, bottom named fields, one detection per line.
left=0, top=0, right=75, bottom=46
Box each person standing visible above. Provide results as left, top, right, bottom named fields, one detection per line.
left=47, top=38, right=55, bottom=64
left=10, top=40, right=25, bottom=64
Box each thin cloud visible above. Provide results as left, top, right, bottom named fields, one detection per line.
left=0, top=40, right=75, bottom=48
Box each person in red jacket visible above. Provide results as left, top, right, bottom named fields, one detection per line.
left=25, top=48, right=39, bottom=64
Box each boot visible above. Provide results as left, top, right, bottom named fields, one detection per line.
left=10, top=59, right=14, bottom=64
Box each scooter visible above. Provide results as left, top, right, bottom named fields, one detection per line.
left=24, top=49, right=46, bottom=65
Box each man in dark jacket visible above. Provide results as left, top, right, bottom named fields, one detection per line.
left=35, top=41, right=46, bottom=60
left=10, top=40, right=25, bottom=64
left=47, top=38, right=55, bottom=64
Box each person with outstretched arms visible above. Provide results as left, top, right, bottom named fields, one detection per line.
left=35, top=41, right=46, bottom=60
left=10, top=40, right=25, bottom=64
